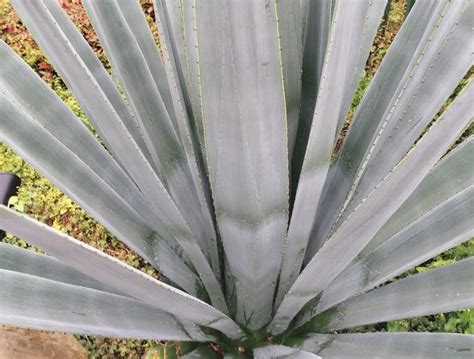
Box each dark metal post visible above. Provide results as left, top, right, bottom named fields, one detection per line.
left=0, top=173, right=21, bottom=240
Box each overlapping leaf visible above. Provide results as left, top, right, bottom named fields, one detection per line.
left=304, top=258, right=474, bottom=332
left=290, top=333, right=474, bottom=358
left=0, top=205, right=243, bottom=340
left=306, top=0, right=473, bottom=258
left=271, top=82, right=473, bottom=334
left=277, top=0, right=388, bottom=303
left=194, top=0, right=289, bottom=329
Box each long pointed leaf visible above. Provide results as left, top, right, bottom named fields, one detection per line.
left=290, top=0, right=331, bottom=167
left=363, top=136, right=474, bottom=254
left=158, top=0, right=197, bottom=133
left=342, top=0, right=473, bottom=219
left=153, top=0, right=222, bottom=278
left=270, top=82, right=474, bottom=334
left=156, top=2, right=219, bottom=234
left=277, top=0, right=387, bottom=304
left=276, top=0, right=304, bottom=158
left=306, top=0, right=473, bottom=258
left=0, top=92, right=199, bottom=293
left=115, top=0, right=176, bottom=124
left=155, top=0, right=209, bottom=177
left=7, top=0, right=182, bottom=243
left=13, top=0, right=226, bottom=313
left=42, top=0, right=156, bottom=165
left=86, top=1, right=224, bottom=304
left=9, top=0, right=154, bottom=170
left=0, top=93, right=146, bottom=258
left=301, top=185, right=474, bottom=322
left=0, top=205, right=244, bottom=340
left=305, top=258, right=474, bottom=332
left=81, top=0, right=182, bottom=172
left=0, top=270, right=210, bottom=341
left=0, top=242, right=121, bottom=295
left=10, top=0, right=182, bottom=238
left=291, top=333, right=474, bottom=358
left=298, top=137, right=474, bottom=318
left=195, top=0, right=289, bottom=329
left=0, top=41, right=164, bottom=241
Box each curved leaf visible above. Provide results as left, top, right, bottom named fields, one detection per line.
left=302, top=185, right=474, bottom=322
left=0, top=40, right=164, bottom=237
left=277, top=0, right=387, bottom=303
left=153, top=0, right=222, bottom=278
left=363, top=135, right=474, bottom=254
left=0, top=205, right=244, bottom=340
left=0, top=92, right=198, bottom=293
left=9, top=0, right=154, bottom=170
left=276, top=0, right=304, bottom=158
left=19, top=0, right=226, bottom=311
left=194, top=0, right=289, bottom=329
left=306, top=0, right=473, bottom=258
left=290, top=0, right=332, bottom=168
left=291, top=333, right=474, bottom=358
left=0, top=242, right=121, bottom=295
left=0, top=270, right=210, bottom=341
left=271, top=82, right=474, bottom=334
left=115, top=0, right=176, bottom=123
left=307, top=258, right=474, bottom=332
left=342, top=0, right=473, bottom=220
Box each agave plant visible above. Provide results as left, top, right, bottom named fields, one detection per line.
left=0, top=0, right=473, bottom=357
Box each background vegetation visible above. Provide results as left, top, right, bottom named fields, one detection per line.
left=0, top=0, right=472, bottom=357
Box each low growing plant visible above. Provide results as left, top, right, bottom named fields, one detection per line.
left=0, top=0, right=473, bottom=357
